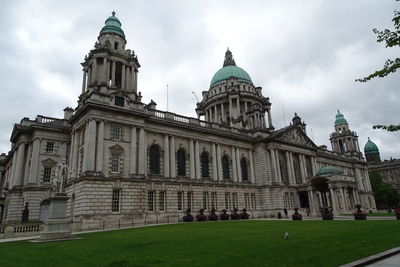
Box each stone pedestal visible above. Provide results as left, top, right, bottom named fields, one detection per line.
left=36, top=195, right=75, bottom=241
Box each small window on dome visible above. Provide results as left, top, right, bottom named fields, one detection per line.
left=114, top=42, right=119, bottom=50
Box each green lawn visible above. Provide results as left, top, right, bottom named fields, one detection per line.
left=0, top=220, right=399, bottom=266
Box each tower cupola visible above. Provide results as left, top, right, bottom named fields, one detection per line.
left=364, top=138, right=381, bottom=163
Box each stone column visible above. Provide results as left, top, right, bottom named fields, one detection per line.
left=231, top=147, right=237, bottom=182
left=205, top=110, right=209, bottom=122
left=164, top=135, right=170, bottom=178
left=249, top=149, right=255, bottom=183
left=308, top=191, right=315, bottom=215
left=111, top=61, right=116, bottom=87
left=87, top=67, right=92, bottom=87
left=195, top=140, right=201, bottom=179
left=214, top=105, right=218, bottom=123
left=189, top=139, right=195, bottom=179
left=71, top=132, right=79, bottom=178
left=125, top=66, right=130, bottom=90
left=229, top=99, right=233, bottom=126
left=221, top=103, right=225, bottom=123
left=352, top=189, right=358, bottom=206
left=138, top=128, right=146, bottom=175
left=91, top=58, right=97, bottom=83
left=344, top=189, right=351, bottom=210
left=121, top=65, right=126, bottom=89
left=236, top=147, right=242, bottom=182
left=340, top=187, right=346, bottom=210
left=216, top=144, right=223, bottom=181
left=275, top=150, right=282, bottom=183
left=285, top=152, right=292, bottom=184
left=13, top=143, right=26, bottom=186
left=23, top=143, right=33, bottom=185
left=311, top=157, right=317, bottom=176
left=81, top=69, right=87, bottom=94
left=170, top=136, right=176, bottom=178
left=270, top=149, right=277, bottom=182
left=95, top=120, right=104, bottom=172
left=212, top=143, right=218, bottom=181
left=129, top=126, right=137, bottom=175
left=329, top=187, right=338, bottom=214
left=86, top=119, right=97, bottom=171
left=68, top=133, right=75, bottom=174
left=103, top=58, right=108, bottom=83
left=289, top=152, right=296, bottom=184
left=267, top=109, right=273, bottom=128
left=299, top=155, right=306, bottom=183
left=134, top=70, right=138, bottom=93
left=236, top=98, right=241, bottom=118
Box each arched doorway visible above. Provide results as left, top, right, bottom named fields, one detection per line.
left=39, top=199, right=51, bottom=222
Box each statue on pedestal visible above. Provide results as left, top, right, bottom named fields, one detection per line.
left=53, top=159, right=68, bottom=195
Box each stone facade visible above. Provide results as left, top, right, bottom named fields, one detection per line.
left=0, top=13, right=376, bottom=232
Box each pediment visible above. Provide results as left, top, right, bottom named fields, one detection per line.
left=42, top=158, right=57, bottom=165
left=271, top=126, right=317, bottom=149
left=109, top=144, right=124, bottom=152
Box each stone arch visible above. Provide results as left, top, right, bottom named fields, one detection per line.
left=149, top=143, right=161, bottom=175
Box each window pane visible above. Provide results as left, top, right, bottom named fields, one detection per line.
left=149, top=145, right=160, bottom=174
left=159, top=191, right=166, bottom=211
left=177, top=149, right=186, bottom=176
left=112, top=189, right=120, bottom=212
left=148, top=191, right=154, bottom=211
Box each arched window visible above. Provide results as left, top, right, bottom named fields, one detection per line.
left=149, top=144, right=160, bottom=174
left=201, top=151, right=209, bottom=178
left=241, top=158, right=249, bottom=181
left=177, top=148, right=186, bottom=176
left=222, top=155, right=230, bottom=180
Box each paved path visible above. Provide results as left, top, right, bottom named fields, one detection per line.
left=367, top=253, right=400, bottom=266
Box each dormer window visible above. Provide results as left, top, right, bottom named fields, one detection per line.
left=114, top=42, right=119, bottom=50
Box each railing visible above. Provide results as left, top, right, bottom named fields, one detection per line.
left=149, top=109, right=248, bottom=135
left=14, top=223, right=41, bottom=234
left=35, top=115, right=67, bottom=126
left=0, top=222, right=43, bottom=239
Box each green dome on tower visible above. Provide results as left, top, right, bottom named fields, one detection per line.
left=364, top=138, right=379, bottom=155
left=210, top=49, right=253, bottom=88
left=335, top=110, right=348, bottom=126
left=100, top=11, right=125, bottom=38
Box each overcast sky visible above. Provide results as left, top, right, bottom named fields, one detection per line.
left=0, top=0, right=399, bottom=160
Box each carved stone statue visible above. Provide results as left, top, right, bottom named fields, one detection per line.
left=53, top=159, right=68, bottom=195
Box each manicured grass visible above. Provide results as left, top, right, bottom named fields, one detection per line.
left=341, top=212, right=395, bottom=217
left=0, top=220, right=399, bottom=266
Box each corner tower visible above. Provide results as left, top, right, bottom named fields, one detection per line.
left=329, top=110, right=362, bottom=158
left=78, top=12, right=141, bottom=109
left=196, top=49, right=273, bottom=130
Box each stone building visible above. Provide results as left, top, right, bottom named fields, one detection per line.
left=365, top=138, right=400, bottom=191
left=0, top=13, right=376, bottom=231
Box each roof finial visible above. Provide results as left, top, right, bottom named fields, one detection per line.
left=368, top=137, right=370, bottom=140
left=337, top=109, right=340, bottom=113
left=112, top=11, right=116, bottom=16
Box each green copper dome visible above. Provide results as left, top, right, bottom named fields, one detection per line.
left=100, top=11, right=125, bottom=38
left=335, top=110, right=348, bottom=126
left=364, top=138, right=379, bottom=155
left=210, top=49, right=253, bottom=88
left=316, top=166, right=343, bottom=176
left=210, top=65, right=253, bottom=88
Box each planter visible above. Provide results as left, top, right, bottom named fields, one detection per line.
left=183, top=209, right=194, bottom=222
left=196, top=209, right=207, bottom=222
left=208, top=208, right=218, bottom=221
left=230, top=209, right=241, bottom=220
left=240, top=209, right=249, bottom=220
left=292, top=208, right=302, bottom=221
left=353, top=205, right=367, bottom=220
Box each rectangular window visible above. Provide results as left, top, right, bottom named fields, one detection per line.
left=187, top=192, right=193, bottom=211
left=111, top=189, right=121, bottom=212
left=251, top=193, right=256, bottom=210
left=159, top=191, right=166, bottom=212
left=114, top=96, right=125, bottom=107
left=111, top=153, right=120, bottom=173
left=211, top=192, right=217, bottom=210
left=148, top=191, right=155, bottom=212
left=232, top=193, right=238, bottom=209
left=225, top=193, right=230, bottom=210
left=177, top=192, right=183, bottom=211
left=202, top=192, right=209, bottom=210
left=43, top=167, right=52, bottom=183
left=45, top=142, right=54, bottom=153
left=110, top=127, right=122, bottom=140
